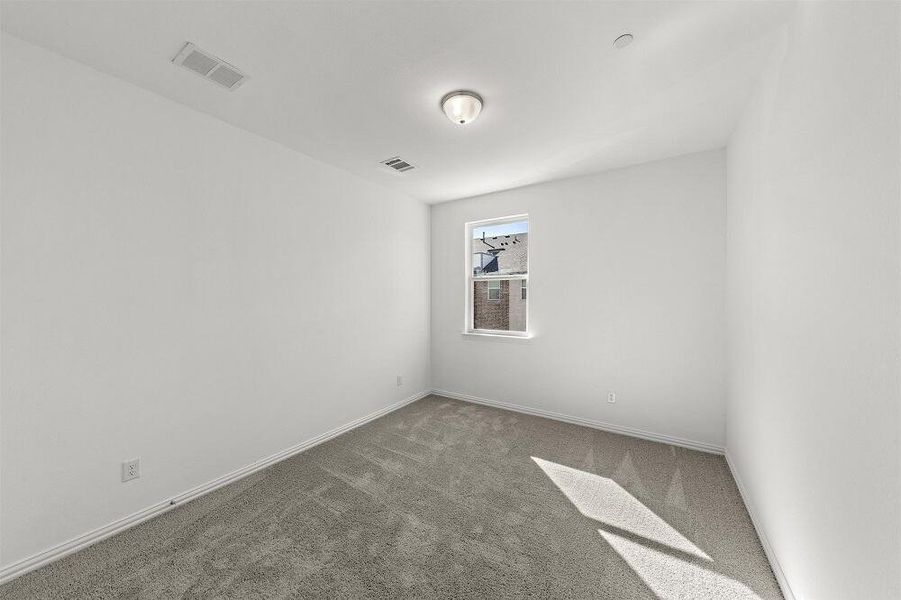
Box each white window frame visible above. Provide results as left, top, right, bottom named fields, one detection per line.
left=465, top=214, right=530, bottom=338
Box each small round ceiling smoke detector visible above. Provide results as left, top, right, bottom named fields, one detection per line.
left=613, top=33, right=634, bottom=49
left=442, top=91, right=483, bottom=125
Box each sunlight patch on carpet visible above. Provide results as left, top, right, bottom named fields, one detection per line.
left=599, top=529, right=762, bottom=600
left=531, top=456, right=710, bottom=560
left=532, top=456, right=764, bottom=600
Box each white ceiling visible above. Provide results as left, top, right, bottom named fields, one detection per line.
left=1, top=1, right=792, bottom=203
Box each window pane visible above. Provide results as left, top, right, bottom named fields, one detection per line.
left=472, top=220, right=528, bottom=277
left=521, top=279, right=527, bottom=300
left=473, top=279, right=527, bottom=332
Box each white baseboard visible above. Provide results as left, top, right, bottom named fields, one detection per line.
left=432, top=389, right=725, bottom=455
left=724, top=452, right=796, bottom=600
left=5, top=389, right=791, bottom=599
left=0, top=390, right=430, bottom=585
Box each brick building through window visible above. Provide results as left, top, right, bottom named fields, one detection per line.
left=468, top=217, right=528, bottom=334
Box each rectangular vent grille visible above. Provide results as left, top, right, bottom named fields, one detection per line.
left=172, top=42, right=248, bottom=91
left=381, top=156, right=415, bottom=173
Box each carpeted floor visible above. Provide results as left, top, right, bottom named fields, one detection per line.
left=2, top=395, right=782, bottom=599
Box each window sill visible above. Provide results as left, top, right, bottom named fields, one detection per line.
left=462, top=331, right=533, bottom=343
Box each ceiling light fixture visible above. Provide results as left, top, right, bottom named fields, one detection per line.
left=441, top=91, right=483, bottom=125
left=613, top=33, right=634, bottom=49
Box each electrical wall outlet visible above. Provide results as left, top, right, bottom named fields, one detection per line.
left=396, top=375, right=403, bottom=387
left=122, top=458, right=140, bottom=482
left=607, top=392, right=616, bottom=404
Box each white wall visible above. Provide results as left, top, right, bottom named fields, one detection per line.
left=725, top=3, right=900, bottom=599
left=431, top=150, right=727, bottom=449
left=0, top=34, right=429, bottom=569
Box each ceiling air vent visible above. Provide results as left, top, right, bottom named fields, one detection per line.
left=381, top=156, right=415, bottom=173
left=172, top=42, right=248, bottom=91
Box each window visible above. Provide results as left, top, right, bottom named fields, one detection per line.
left=488, top=280, right=501, bottom=301
left=466, top=215, right=529, bottom=335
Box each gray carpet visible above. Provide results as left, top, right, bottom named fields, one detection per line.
left=2, top=395, right=782, bottom=599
